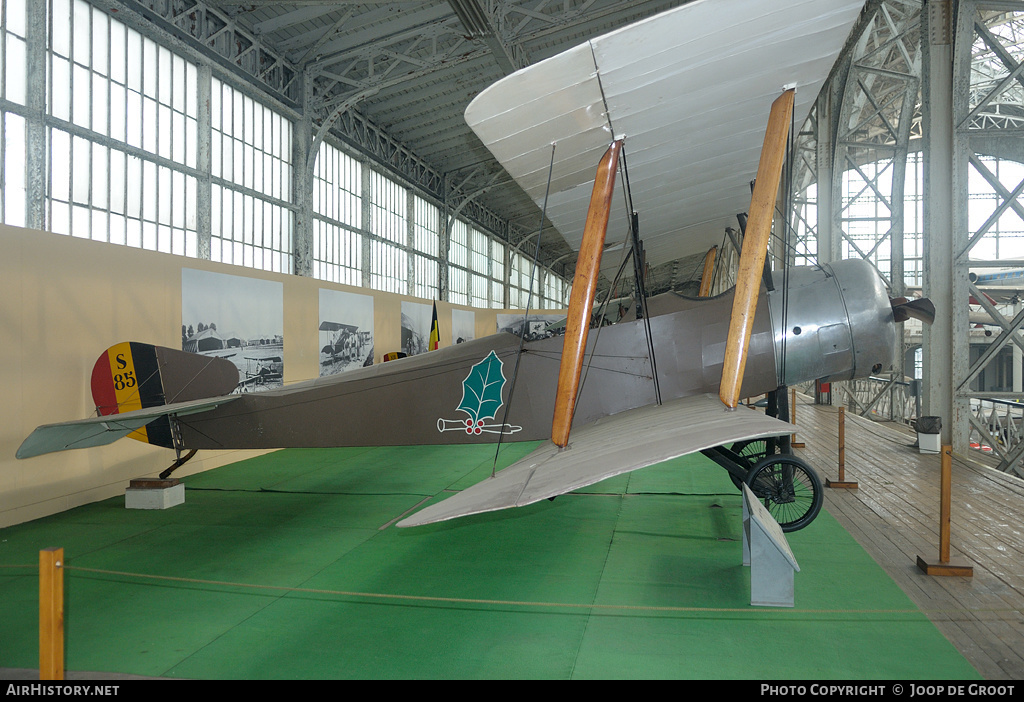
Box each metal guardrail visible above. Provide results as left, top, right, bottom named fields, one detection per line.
left=967, top=397, right=1024, bottom=477
left=825, top=376, right=1024, bottom=476
left=831, top=375, right=920, bottom=425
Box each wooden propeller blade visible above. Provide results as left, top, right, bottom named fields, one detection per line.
left=552, top=140, right=622, bottom=448
left=698, top=246, right=717, bottom=297
left=719, top=89, right=795, bottom=409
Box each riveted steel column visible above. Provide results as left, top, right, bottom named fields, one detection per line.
left=922, top=0, right=963, bottom=450
left=292, top=72, right=314, bottom=278
left=817, top=88, right=838, bottom=265
left=24, top=0, right=45, bottom=231
left=196, top=64, right=212, bottom=260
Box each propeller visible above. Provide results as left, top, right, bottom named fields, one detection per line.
left=891, top=297, right=936, bottom=325
left=719, top=89, right=795, bottom=410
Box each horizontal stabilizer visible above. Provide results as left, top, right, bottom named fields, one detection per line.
left=16, top=395, right=240, bottom=459
left=398, top=393, right=793, bottom=527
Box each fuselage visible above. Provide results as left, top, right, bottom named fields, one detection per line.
left=172, top=259, right=895, bottom=450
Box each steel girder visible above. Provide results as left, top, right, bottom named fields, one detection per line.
left=98, top=0, right=567, bottom=287
left=791, top=0, right=923, bottom=398
left=953, top=1, right=1024, bottom=474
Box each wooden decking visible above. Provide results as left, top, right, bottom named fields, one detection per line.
left=791, top=393, right=1024, bottom=680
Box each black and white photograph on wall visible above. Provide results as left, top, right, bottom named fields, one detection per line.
left=319, top=288, right=374, bottom=377
left=496, top=313, right=563, bottom=341
left=452, top=309, right=475, bottom=345
left=401, top=301, right=433, bottom=357
left=182, top=268, right=285, bottom=393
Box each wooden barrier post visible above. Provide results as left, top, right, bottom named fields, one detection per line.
left=916, top=446, right=973, bottom=577
left=826, top=406, right=858, bottom=489
left=39, top=547, right=64, bottom=680
left=789, top=388, right=805, bottom=448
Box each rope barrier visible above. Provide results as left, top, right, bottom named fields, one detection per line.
left=4, top=560, right=1022, bottom=618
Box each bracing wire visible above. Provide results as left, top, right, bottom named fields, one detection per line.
left=572, top=141, right=661, bottom=425
left=619, top=146, right=662, bottom=406
left=573, top=239, right=635, bottom=427
left=778, top=99, right=797, bottom=394
left=492, top=143, right=557, bottom=477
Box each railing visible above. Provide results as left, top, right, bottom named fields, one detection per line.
left=831, top=375, right=920, bottom=425
left=825, top=376, right=1024, bottom=476
left=967, top=398, right=1024, bottom=476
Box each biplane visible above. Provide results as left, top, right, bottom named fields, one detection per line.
left=17, top=0, right=931, bottom=532
left=319, top=320, right=371, bottom=368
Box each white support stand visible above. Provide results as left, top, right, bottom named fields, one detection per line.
left=742, top=483, right=800, bottom=607
left=125, top=478, right=184, bottom=510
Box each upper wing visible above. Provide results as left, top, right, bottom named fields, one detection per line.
left=397, top=393, right=793, bottom=527
left=16, top=395, right=240, bottom=459
left=464, top=0, right=864, bottom=272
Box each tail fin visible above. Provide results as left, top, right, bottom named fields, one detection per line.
left=90, top=342, right=239, bottom=448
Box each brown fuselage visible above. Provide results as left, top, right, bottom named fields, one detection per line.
left=173, top=290, right=778, bottom=450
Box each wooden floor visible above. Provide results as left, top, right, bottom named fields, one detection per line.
left=791, top=393, right=1024, bottom=680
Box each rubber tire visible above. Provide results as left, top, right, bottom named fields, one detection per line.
left=744, top=454, right=823, bottom=532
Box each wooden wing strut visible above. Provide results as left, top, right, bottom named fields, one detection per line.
left=698, top=246, right=717, bottom=297
left=551, top=140, right=622, bottom=448
left=719, top=89, right=794, bottom=409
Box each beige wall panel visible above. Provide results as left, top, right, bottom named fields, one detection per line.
left=0, top=223, right=563, bottom=528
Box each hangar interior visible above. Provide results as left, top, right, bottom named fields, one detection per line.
left=2, top=0, right=1024, bottom=681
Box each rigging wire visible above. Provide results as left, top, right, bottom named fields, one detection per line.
left=619, top=145, right=661, bottom=405
left=572, top=141, right=663, bottom=430
left=573, top=242, right=635, bottom=426
left=491, top=143, right=557, bottom=477
left=778, top=99, right=797, bottom=394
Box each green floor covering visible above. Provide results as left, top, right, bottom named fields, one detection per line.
left=0, top=444, right=981, bottom=679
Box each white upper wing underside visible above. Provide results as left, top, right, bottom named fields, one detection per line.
left=465, top=0, right=864, bottom=269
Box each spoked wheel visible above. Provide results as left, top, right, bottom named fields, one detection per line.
left=727, top=438, right=779, bottom=490
left=744, top=454, right=823, bottom=532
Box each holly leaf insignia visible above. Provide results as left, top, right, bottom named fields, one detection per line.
left=457, top=351, right=506, bottom=424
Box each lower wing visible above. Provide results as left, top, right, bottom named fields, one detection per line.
left=397, top=393, right=793, bottom=527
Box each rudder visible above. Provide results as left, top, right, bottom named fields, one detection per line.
left=90, top=342, right=239, bottom=448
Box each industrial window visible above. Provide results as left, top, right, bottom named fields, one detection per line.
left=412, top=195, right=440, bottom=300
left=968, top=155, right=1024, bottom=260
left=314, top=219, right=361, bottom=287
left=543, top=275, right=564, bottom=309
left=841, top=158, right=894, bottom=276
left=369, top=170, right=406, bottom=246
left=507, top=252, right=560, bottom=310
left=413, top=254, right=438, bottom=301
left=0, top=0, right=25, bottom=225
left=1, top=0, right=25, bottom=108
left=792, top=183, right=817, bottom=268
left=510, top=252, right=535, bottom=309
left=369, top=238, right=407, bottom=295
left=368, top=170, right=408, bottom=293
left=313, top=140, right=362, bottom=285
left=491, top=240, right=506, bottom=308
left=448, top=266, right=468, bottom=306
left=903, top=152, right=924, bottom=288
left=210, top=77, right=292, bottom=273
left=413, top=195, right=439, bottom=258
left=314, top=141, right=361, bottom=229
left=448, top=218, right=468, bottom=300
left=0, top=0, right=573, bottom=307
left=0, top=112, right=24, bottom=226
left=47, top=0, right=198, bottom=254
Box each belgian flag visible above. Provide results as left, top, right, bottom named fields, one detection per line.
left=429, top=302, right=440, bottom=351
